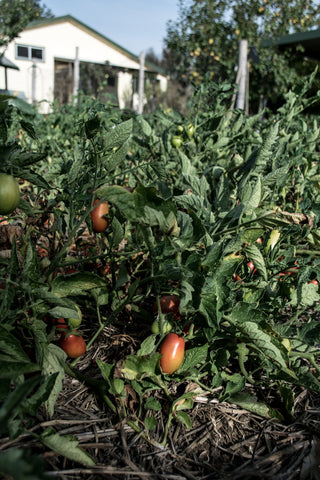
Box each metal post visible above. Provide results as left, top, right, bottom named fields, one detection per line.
left=138, top=51, right=145, bottom=114
left=73, top=46, right=79, bottom=99
left=236, top=39, right=248, bottom=110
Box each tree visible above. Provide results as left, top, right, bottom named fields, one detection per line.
left=0, top=0, right=53, bottom=50
left=163, top=0, right=320, bottom=112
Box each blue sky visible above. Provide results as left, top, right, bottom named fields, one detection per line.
left=43, top=0, right=181, bottom=57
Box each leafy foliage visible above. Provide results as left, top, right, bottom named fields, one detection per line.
left=0, top=0, right=52, bottom=49
left=0, top=76, right=320, bottom=472
left=163, top=0, right=320, bottom=111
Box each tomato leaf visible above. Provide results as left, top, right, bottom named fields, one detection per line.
left=42, top=344, right=66, bottom=417
left=0, top=448, right=48, bottom=480
left=137, top=335, right=157, bottom=356
left=95, top=185, right=136, bottom=221
left=145, top=397, right=162, bottom=411
left=179, top=344, right=208, bottom=372
left=245, top=243, right=268, bottom=280
left=41, top=427, right=95, bottom=466
left=103, top=119, right=132, bottom=151
left=229, top=392, right=284, bottom=420
left=175, top=411, right=192, bottom=428
left=51, top=272, right=105, bottom=297
left=122, top=354, right=161, bottom=381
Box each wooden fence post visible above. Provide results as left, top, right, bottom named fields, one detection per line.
left=73, top=46, right=80, bottom=100
left=236, top=39, right=248, bottom=111
left=138, top=51, right=145, bottom=114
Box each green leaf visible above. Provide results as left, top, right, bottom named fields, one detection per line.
left=137, top=335, right=157, bottom=356
left=138, top=116, right=152, bottom=137
left=103, top=119, right=133, bottom=150
left=0, top=448, right=49, bottom=480
left=104, top=138, right=130, bottom=173
left=41, top=427, right=95, bottom=466
left=42, top=344, right=66, bottom=416
left=236, top=321, right=297, bottom=379
left=0, top=326, right=31, bottom=363
left=84, top=116, right=100, bottom=139
left=95, top=184, right=136, bottom=221
left=245, top=243, right=267, bottom=281
left=145, top=416, right=157, bottom=432
left=13, top=151, right=46, bottom=168
left=175, top=410, right=192, bottom=428
left=96, top=360, right=125, bottom=395
left=23, top=374, right=58, bottom=416
left=180, top=344, right=208, bottom=372
left=0, top=376, right=41, bottom=434
left=51, top=272, right=105, bottom=297
left=145, top=396, right=162, bottom=411
left=0, top=361, right=40, bottom=379
left=295, top=283, right=320, bottom=307
left=199, top=275, right=226, bottom=328
left=241, top=176, right=262, bottom=213
left=48, top=306, right=79, bottom=320
left=229, top=392, right=283, bottom=420
left=122, top=354, right=161, bottom=381
left=221, top=372, right=245, bottom=400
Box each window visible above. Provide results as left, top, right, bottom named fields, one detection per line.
left=16, top=44, right=44, bottom=62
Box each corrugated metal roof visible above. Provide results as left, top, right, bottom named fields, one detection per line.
left=261, top=29, right=320, bottom=60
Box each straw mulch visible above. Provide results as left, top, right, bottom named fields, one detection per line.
left=1, top=321, right=319, bottom=480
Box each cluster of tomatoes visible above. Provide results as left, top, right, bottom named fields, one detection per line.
left=171, top=123, right=194, bottom=149
left=56, top=198, right=109, bottom=358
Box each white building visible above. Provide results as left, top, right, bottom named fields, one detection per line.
left=0, top=15, right=168, bottom=113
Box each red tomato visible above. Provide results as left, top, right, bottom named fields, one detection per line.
left=90, top=199, right=109, bottom=233
left=256, top=237, right=262, bottom=244
left=309, top=279, right=319, bottom=285
left=59, top=332, right=86, bottom=358
left=153, top=295, right=181, bottom=319
left=232, top=273, right=243, bottom=283
left=247, top=261, right=257, bottom=274
left=159, top=333, right=185, bottom=374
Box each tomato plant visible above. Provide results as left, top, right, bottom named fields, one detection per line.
left=90, top=199, right=109, bottom=233
left=59, top=332, right=87, bottom=358
left=0, top=173, right=20, bottom=214
left=159, top=333, right=185, bottom=374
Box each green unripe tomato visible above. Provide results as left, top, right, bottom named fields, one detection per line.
left=186, top=123, right=194, bottom=138
left=0, top=173, right=20, bottom=215
left=68, top=304, right=82, bottom=328
left=177, top=125, right=184, bottom=133
left=151, top=319, right=173, bottom=335
left=171, top=135, right=183, bottom=148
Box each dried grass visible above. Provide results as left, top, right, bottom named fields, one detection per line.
left=1, top=320, right=319, bottom=480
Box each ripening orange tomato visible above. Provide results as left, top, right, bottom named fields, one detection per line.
left=159, top=333, right=185, bottom=374
left=153, top=295, right=181, bottom=319
left=90, top=199, right=109, bottom=233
